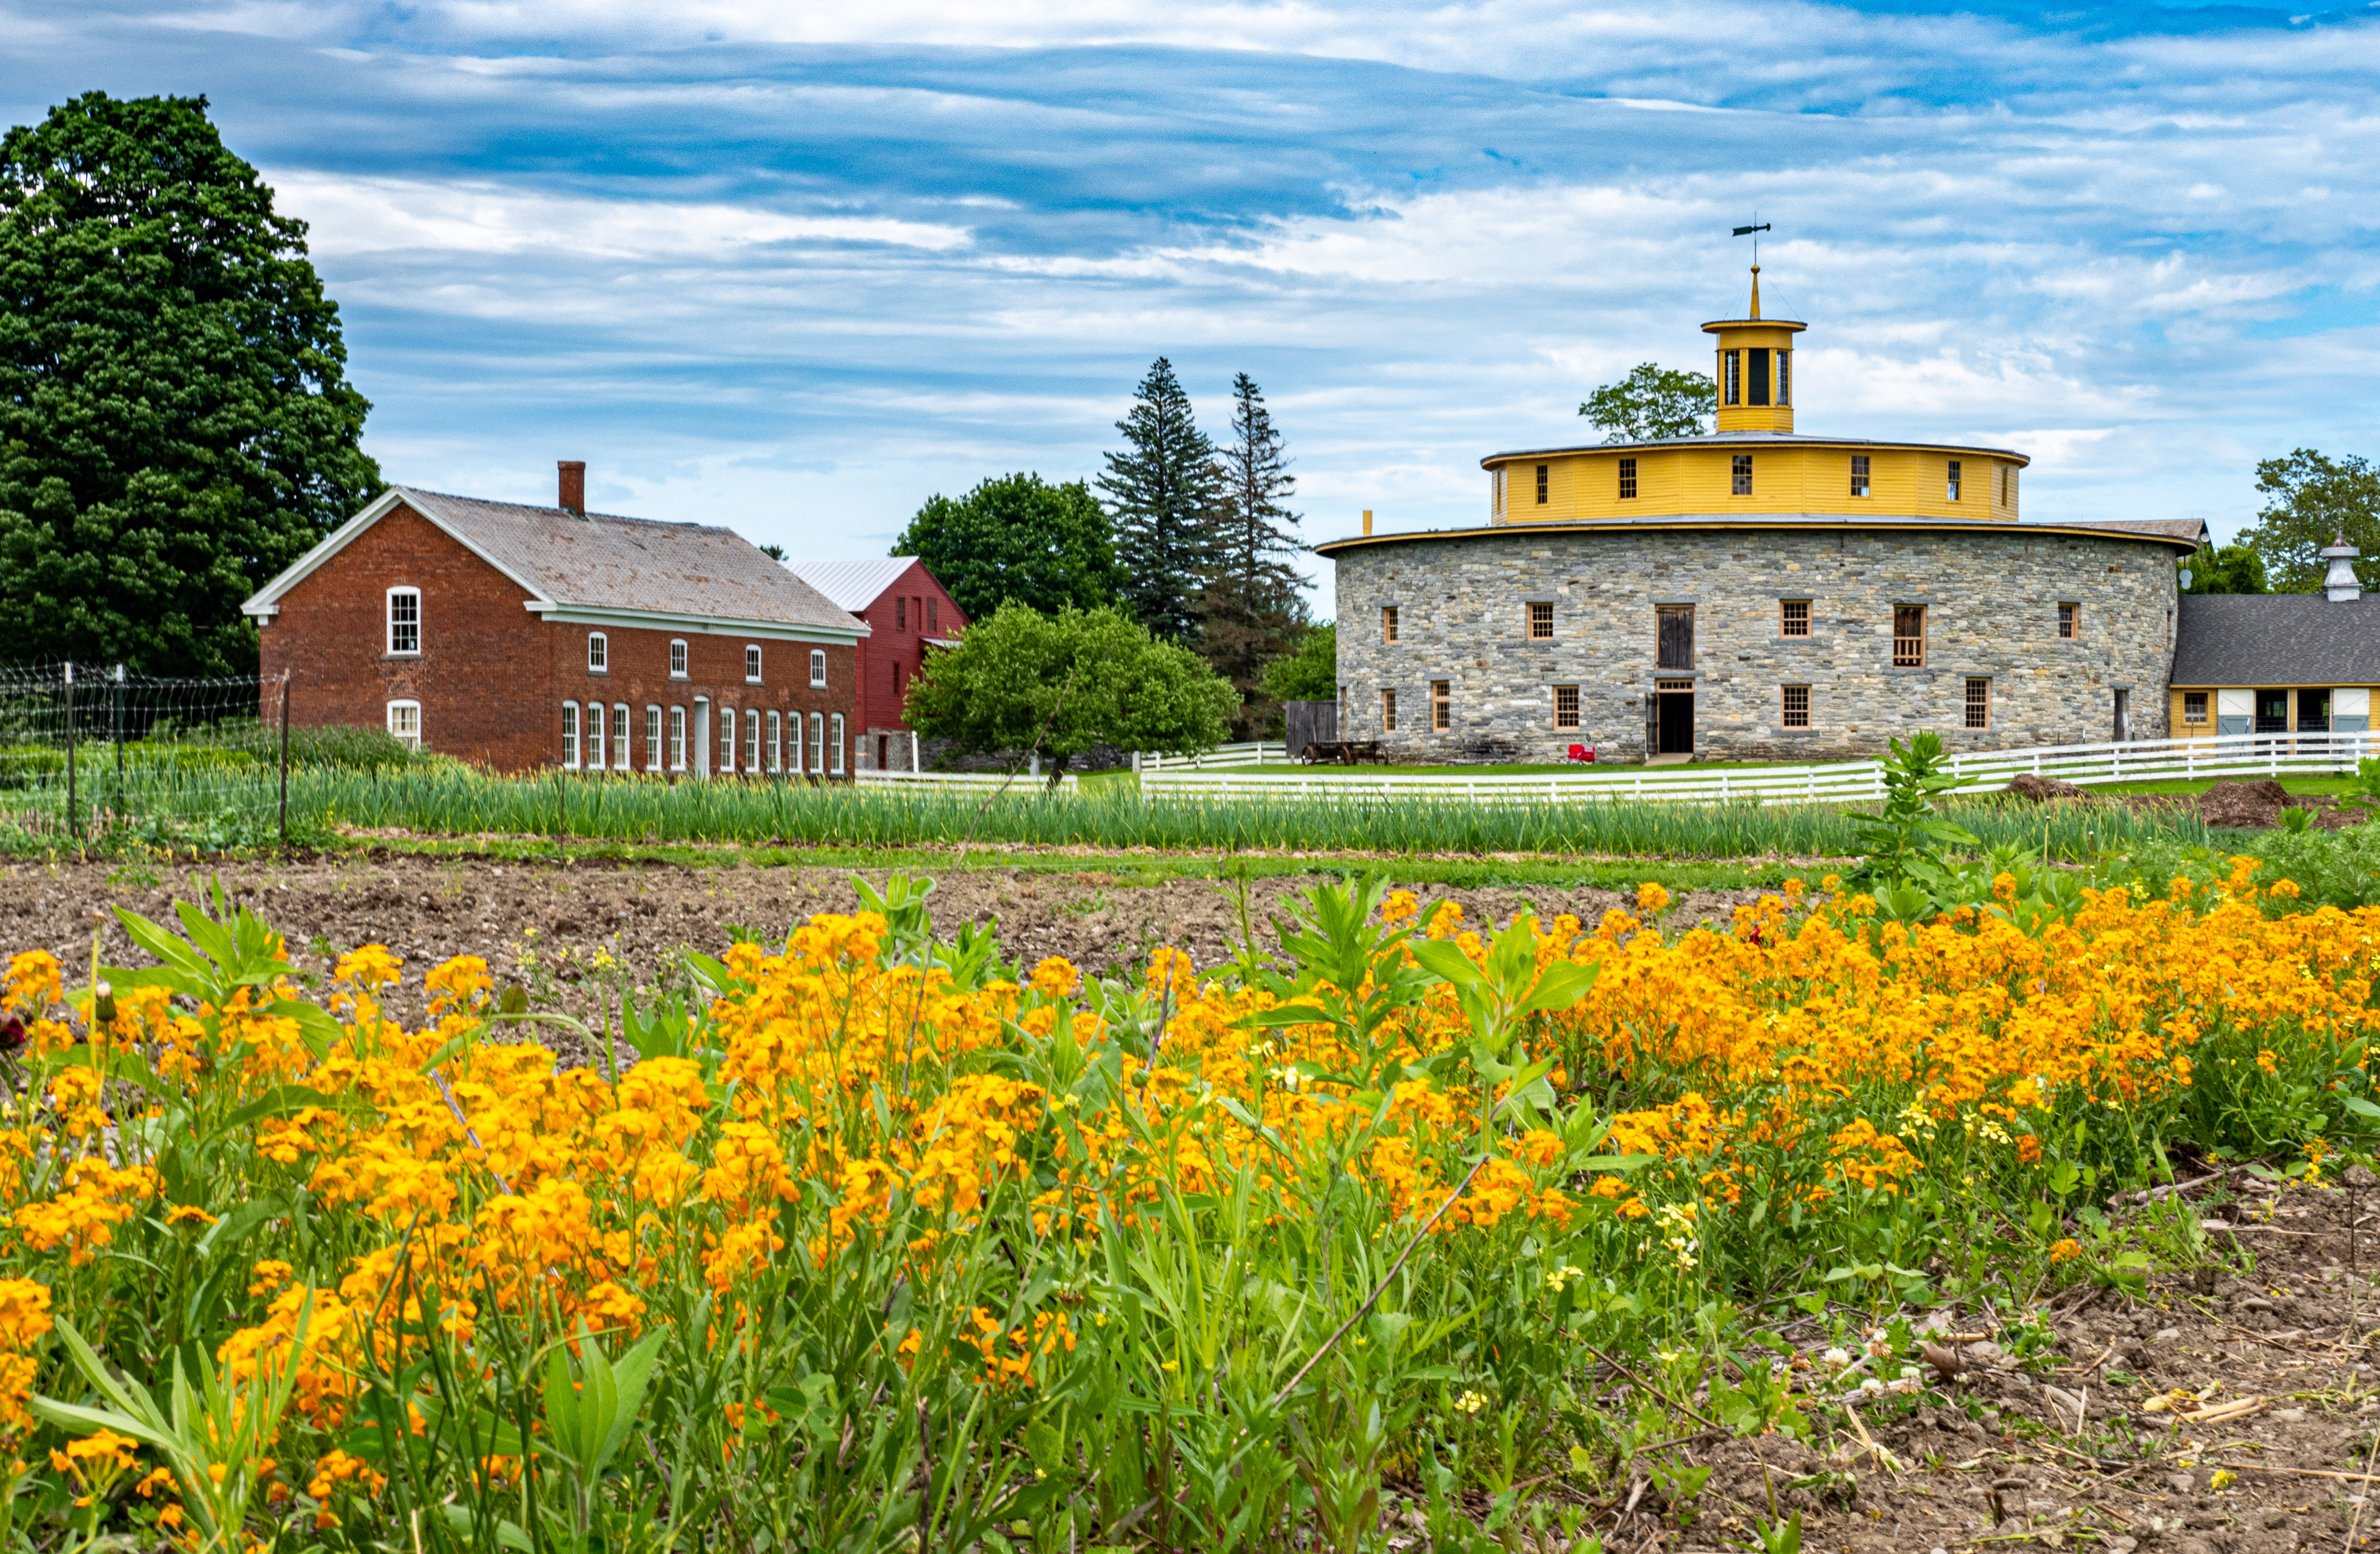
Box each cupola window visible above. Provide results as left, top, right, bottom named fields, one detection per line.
left=1722, top=351, right=1741, bottom=406
left=1776, top=350, right=1790, bottom=406
left=1746, top=348, right=1771, bottom=407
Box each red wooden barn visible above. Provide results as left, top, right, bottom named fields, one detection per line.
left=783, top=559, right=967, bottom=771
left=242, top=461, right=869, bottom=775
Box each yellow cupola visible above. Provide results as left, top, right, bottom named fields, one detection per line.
left=1700, top=266, right=1805, bottom=433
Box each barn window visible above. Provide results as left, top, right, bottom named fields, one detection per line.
left=1431, top=681, right=1451, bottom=732
left=1850, top=455, right=1870, bottom=498
left=1780, top=599, right=1811, bottom=637
left=1382, top=606, right=1399, bottom=643
left=1731, top=455, right=1752, bottom=496
left=386, top=701, right=421, bottom=750
left=1618, top=457, right=1637, bottom=500
left=1553, top=685, right=1580, bottom=730
left=1781, top=685, right=1810, bottom=729
left=1946, top=459, right=1962, bottom=502
left=1655, top=605, right=1694, bottom=670
left=1535, top=464, right=1548, bottom=504
left=2183, top=691, right=2208, bottom=725
left=1381, top=688, right=1397, bottom=733
left=1528, top=602, right=1554, bottom=640
left=1965, top=678, right=1991, bottom=730
left=587, top=631, right=607, bottom=672
left=386, top=588, right=420, bottom=655
left=2058, top=602, right=2079, bottom=640
left=1893, top=606, right=1926, bottom=667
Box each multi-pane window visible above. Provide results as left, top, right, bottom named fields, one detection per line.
left=831, top=714, right=846, bottom=775
left=561, top=702, right=580, bottom=768
left=613, top=706, right=629, bottom=769
left=586, top=700, right=605, bottom=770
left=1618, top=457, right=1637, bottom=500
left=1731, top=455, right=1753, bottom=496
left=810, top=712, right=825, bottom=773
left=1382, top=606, right=1400, bottom=643
left=387, top=588, right=420, bottom=655
left=1431, top=680, right=1451, bottom=732
left=768, top=711, right=782, bottom=772
left=1722, top=350, right=1741, bottom=406
left=1776, top=350, right=1790, bottom=406
left=745, top=708, right=761, bottom=771
left=1528, top=602, right=1554, bottom=640
left=1850, top=455, right=1870, bottom=498
left=1892, top=606, right=1926, bottom=667
left=2183, top=691, right=2209, bottom=725
left=1553, top=685, right=1580, bottom=731
left=746, top=645, right=763, bottom=682
left=1655, top=605, right=1694, bottom=670
left=809, top=650, right=827, bottom=688
left=1964, top=677, right=1991, bottom=730
left=1780, top=599, right=1811, bottom=637
left=1946, top=459, right=1962, bottom=502
left=646, top=706, right=662, bottom=770
left=791, top=712, right=806, bottom=774
left=2057, top=602, right=2078, bottom=640
left=387, top=701, right=421, bottom=750
left=1534, top=464, right=1549, bottom=504
left=670, top=639, right=688, bottom=678
left=1781, top=685, right=1811, bottom=729
left=720, top=708, right=736, bottom=774
left=669, top=706, right=686, bottom=770
left=1381, top=688, right=1397, bottom=733
left=587, top=632, right=607, bottom=672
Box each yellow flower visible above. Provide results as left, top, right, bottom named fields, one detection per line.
left=1636, top=881, right=1672, bottom=915
left=2048, top=1238, right=2082, bottom=1263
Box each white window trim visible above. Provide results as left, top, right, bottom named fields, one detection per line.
left=588, top=631, right=609, bottom=673
left=669, top=705, right=687, bottom=771
left=831, top=713, right=846, bottom=775
left=386, top=586, right=421, bottom=657
left=669, top=638, right=689, bottom=678
left=586, top=699, right=605, bottom=770
left=745, top=707, right=761, bottom=771
left=809, top=649, right=827, bottom=689
left=613, top=703, right=630, bottom=769
left=719, top=706, right=736, bottom=775
left=561, top=701, right=581, bottom=769
left=809, top=711, right=824, bottom=773
left=767, top=710, right=782, bottom=773
left=790, top=710, right=805, bottom=774
left=386, top=699, right=422, bottom=749
left=745, top=644, right=763, bottom=684
left=646, top=705, right=663, bottom=771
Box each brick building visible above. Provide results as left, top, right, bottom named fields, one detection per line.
left=242, top=463, right=868, bottom=776
left=784, top=558, right=966, bottom=771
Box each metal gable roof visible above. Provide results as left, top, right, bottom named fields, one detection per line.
left=2171, top=594, right=2380, bottom=686
left=784, top=558, right=918, bottom=614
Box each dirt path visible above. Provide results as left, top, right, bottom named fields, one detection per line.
left=0, top=853, right=1756, bottom=1025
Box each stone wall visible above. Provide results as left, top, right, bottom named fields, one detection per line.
left=1330, top=524, right=2182, bottom=763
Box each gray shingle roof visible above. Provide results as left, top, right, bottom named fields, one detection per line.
left=2171, top=594, right=2380, bottom=686
left=398, top=488, right=861, bottom=634
left=2055, top=517, right=2209, bottom=544
left=784, top=558, right=917, bottom=613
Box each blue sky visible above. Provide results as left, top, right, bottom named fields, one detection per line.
left=7, top=0, right=2379, bottom=615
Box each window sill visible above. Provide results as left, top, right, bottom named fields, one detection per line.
left=383, top=653, right=421, bottom=660
left=587, top=669, right=610, bottom=676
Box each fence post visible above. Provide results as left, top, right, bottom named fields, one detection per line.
left=278, top=672, right=292, bottom=850
left=111, top=665, right=125, bottom=826
left=63, top=662, right=75, bottom=843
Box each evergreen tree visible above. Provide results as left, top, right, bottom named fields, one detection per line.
left=1096, top=357, right=1219, bottom=642
left=0, top=92, right=382, bottom=677
left=1200, top=372, right=1307, bottom=738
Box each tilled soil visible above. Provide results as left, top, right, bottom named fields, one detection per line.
left=0, top=853, right=1757, bottom=1027
left=1623, top=1172, right=2380, bottom=1554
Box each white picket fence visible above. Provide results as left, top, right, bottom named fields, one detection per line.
left=1140, top=741, right=1285, bottom=771
left=1135, top=733, right=2376, bottom=808
left=851, top=769, right=1080, bottom=795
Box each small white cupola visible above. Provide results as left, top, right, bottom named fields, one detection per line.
left=2322, top=534, right=2362, bottom=601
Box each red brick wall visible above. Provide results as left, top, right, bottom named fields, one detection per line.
left=260, top=502, right=861, bottom=774
left=854, top=560, right=968, bottom=734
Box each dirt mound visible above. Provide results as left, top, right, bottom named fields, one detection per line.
left=2197, top=779, right=2292, bottom=830
left=2006, top=772, right=2090, bottom=802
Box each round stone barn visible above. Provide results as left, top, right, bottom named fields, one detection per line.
left=1318, top=273, right=2202, bottom=764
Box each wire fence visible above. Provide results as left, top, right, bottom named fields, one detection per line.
left=0, top=664, right=290, bottom=848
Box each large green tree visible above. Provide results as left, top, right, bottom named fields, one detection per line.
left=1579, top=362, right=1715, bottom=443
left=2181, top=544, right=2268, bottom=595
left=1097, top=357, right=1219, bottom=642
left=0, top=92, right=381, bottom=678
left=890, top=472, right=1120, bottom=623
left=2242, top=448, right=2380, bottom=592
left=1199, top=372, right=1307, bottom=739
left=904, top=603, right=1236, bottom=779
left=1257, top=622, right=1335, bottom=704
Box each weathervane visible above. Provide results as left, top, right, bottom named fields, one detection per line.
left=1732, top=218, right=1770, bottom=265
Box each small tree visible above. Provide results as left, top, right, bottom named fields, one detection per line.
left=1200, top=372, right=1307, bottom=738
left=2181, top=544, right=2268, bottom=595
left=1098, top=358, right=1220, bottom=642
left=905, top=604, right=1236, bottom=779
left=1258, top=624, right=1336, bottom=705
left=2242, top=449, right=2380, bottom=592
left=1579, top=363, right=1715, bottom=443
left=891, top=472, right=1121, bottom=622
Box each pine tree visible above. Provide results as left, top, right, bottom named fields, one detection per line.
left=1199, top=373, right=1307, bottom=738
left=1096, top=358, right=1219, bottom=642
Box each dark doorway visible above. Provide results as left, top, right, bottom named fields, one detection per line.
left=2298, top=689, right=2330, bottom=735
left=1656, top=679, right=1695, bottom=755
left=2255, top=689, right=2290, bottom=734
left=878, top=734, right=890, bottom=770
left=2113, top=688, right=2129, bottom=742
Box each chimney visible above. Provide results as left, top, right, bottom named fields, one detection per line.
left=557, top=460, right=586, bottom=516
left=1362, top=508, right=1373, bottom=537
left=2322, top=534, right=2361, bottom=602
